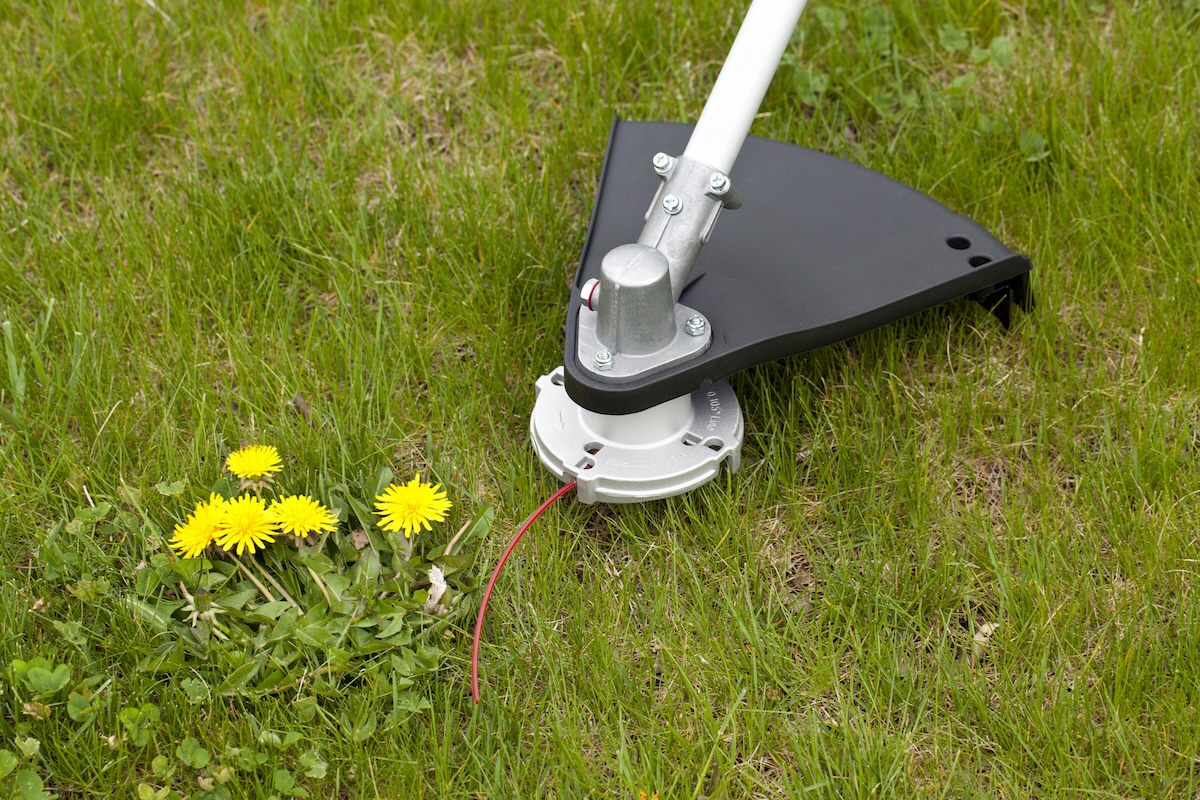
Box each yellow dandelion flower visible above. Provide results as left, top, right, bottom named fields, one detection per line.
left=214, top=495, right=278, bottom=555
left=225, top=445, right=283, bottom=481
left=374, top=476, right=452, bottom=538
left=269, top=495, right=338, bottom=538
left=169, top=494, right=227, bottom=559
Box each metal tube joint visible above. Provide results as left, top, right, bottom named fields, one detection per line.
left=576, top=153, right=742, bottom=381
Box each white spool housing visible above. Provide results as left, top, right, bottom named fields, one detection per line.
left=530, top=368, right=743, bottom=504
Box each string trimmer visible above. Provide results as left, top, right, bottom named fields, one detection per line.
left=474, top=0, right=1032, bottom=701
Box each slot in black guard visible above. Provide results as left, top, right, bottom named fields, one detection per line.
left=563, top=118, right=1033, bottom=414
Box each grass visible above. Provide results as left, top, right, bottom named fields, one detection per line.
left=2, top=0, right=1199, bottom=796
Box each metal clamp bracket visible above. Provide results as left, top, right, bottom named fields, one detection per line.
left=572, top=152, right=741, bottom=385
left=641, top=153, right=742, bottom=298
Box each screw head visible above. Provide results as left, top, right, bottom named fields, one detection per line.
left=708, top=173, right=730, bottom=194
left=685, top=314, right=707, bottom=336
left=662, top=194, right=683, bottom=215
left=593, top=350, right=614, bottom=370
left=652, top=152, right=672, bottom=173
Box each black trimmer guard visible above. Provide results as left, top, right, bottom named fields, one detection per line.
left=563, top=118, right=1033, bottom=415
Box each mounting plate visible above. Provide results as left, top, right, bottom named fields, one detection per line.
left=563, top=118, right=1033, bottom=414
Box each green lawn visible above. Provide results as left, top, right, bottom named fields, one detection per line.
left=2, top=0, right=1199, bottom=797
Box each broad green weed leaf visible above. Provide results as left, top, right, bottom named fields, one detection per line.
left=27, top=664, right=70, bottom=694
left=292, top=696, right=318, bottom=723
left=216, top=660, right=261, bottom=695
left=75, top=502, right=111, bottom=525
left=67, top=691, right=95, bottom=722
left=340, top=708, right=377, bottom=743
left=10, top=658, right=52, bottom=687
left=118, top=484, right=143, bottom=506
left=219, top=588, right=258, bottom=610
left=135, top=567, right=163, bottom=596
left=248, top=601, right=292, bottom=622
left=792, top=66, right=830, bottom=106
left=1018, top=130, right=1050, bottom=162
left=273, top=769, right=295, bottom=791
left=53, top=618, right=88, bottom=657
left=293, top=625, right=334, bottom=649
left=945, top=71, right=977, bottom=94
left=375, top=614, right=410, bottom=640
left=274, top=769, right=310, bottom=796
left=346, top=494, right=377, bottom=535
left=257, top=730, right=283, bottom=749
left=265, top=610, right=299, bottom=644
left=433, top=551, right=475, bottom=577
left=390, top=691, right=432, bottom=715
left=15, top=737, right=40, bottom=759
left=136, top=783, right=169, bottom=800
left=989, top=36, right=1015, bottom=68
left=177, top=737, right=211, bottom=769
left=862, top=6, right=894, bottom=33
left=368, top=467, right=395, bottom=502
left=118, top=703, right=160, bottom=747
left=815, top=6, right=847, bottom=33
left=181, top=677, right=209, bottom=703
left=294, top=549, right=335, bottom=575
left=444, top=505, right=493, bottom=556
left=125, top=597, right=183, bottom=632
left=155, top=480, right=187, bottom=496
left=977, top=114, right=1011, bottom=135
left=321, top=572, right=350, bottom=599
left=14, top=769, right=53, bottom=800
left=326, top=490, right=351, bottom=527
left=297, top=749, right=327, bottom=779
left=347, top=548, right=381, bottom=585
left=938, top=24, right=969, bottom=51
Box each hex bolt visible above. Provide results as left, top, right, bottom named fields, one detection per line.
left=662, top=194, right=683, bottom=215
left=708, top=173, right=730, bottom=195
left=652, top=152, right=672, bottom=174
left=580, top=278, right=601, bottom=310
left=685, top=314, right=707, bottom=336
left=593, top=350, right=614, bottom=370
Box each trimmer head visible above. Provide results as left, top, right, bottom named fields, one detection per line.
left=529, top=0, right=1031, bottom=505
left=529, top=120, right=1032, bottom=504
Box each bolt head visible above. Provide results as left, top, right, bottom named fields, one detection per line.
left=593, top=350, right=614, bottom=370
left=662, top=194, right=683, bottom=215
left=652, top=152, right=672, bottom=173
left=708, top=173, right=730, bottom=194
left=685, top=314, right=707, bottom=336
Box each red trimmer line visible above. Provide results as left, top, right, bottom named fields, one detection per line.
left=471, top=480, right=577, bottom=704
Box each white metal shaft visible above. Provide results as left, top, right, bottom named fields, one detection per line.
left=683, top=0, right=809, bottom=175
